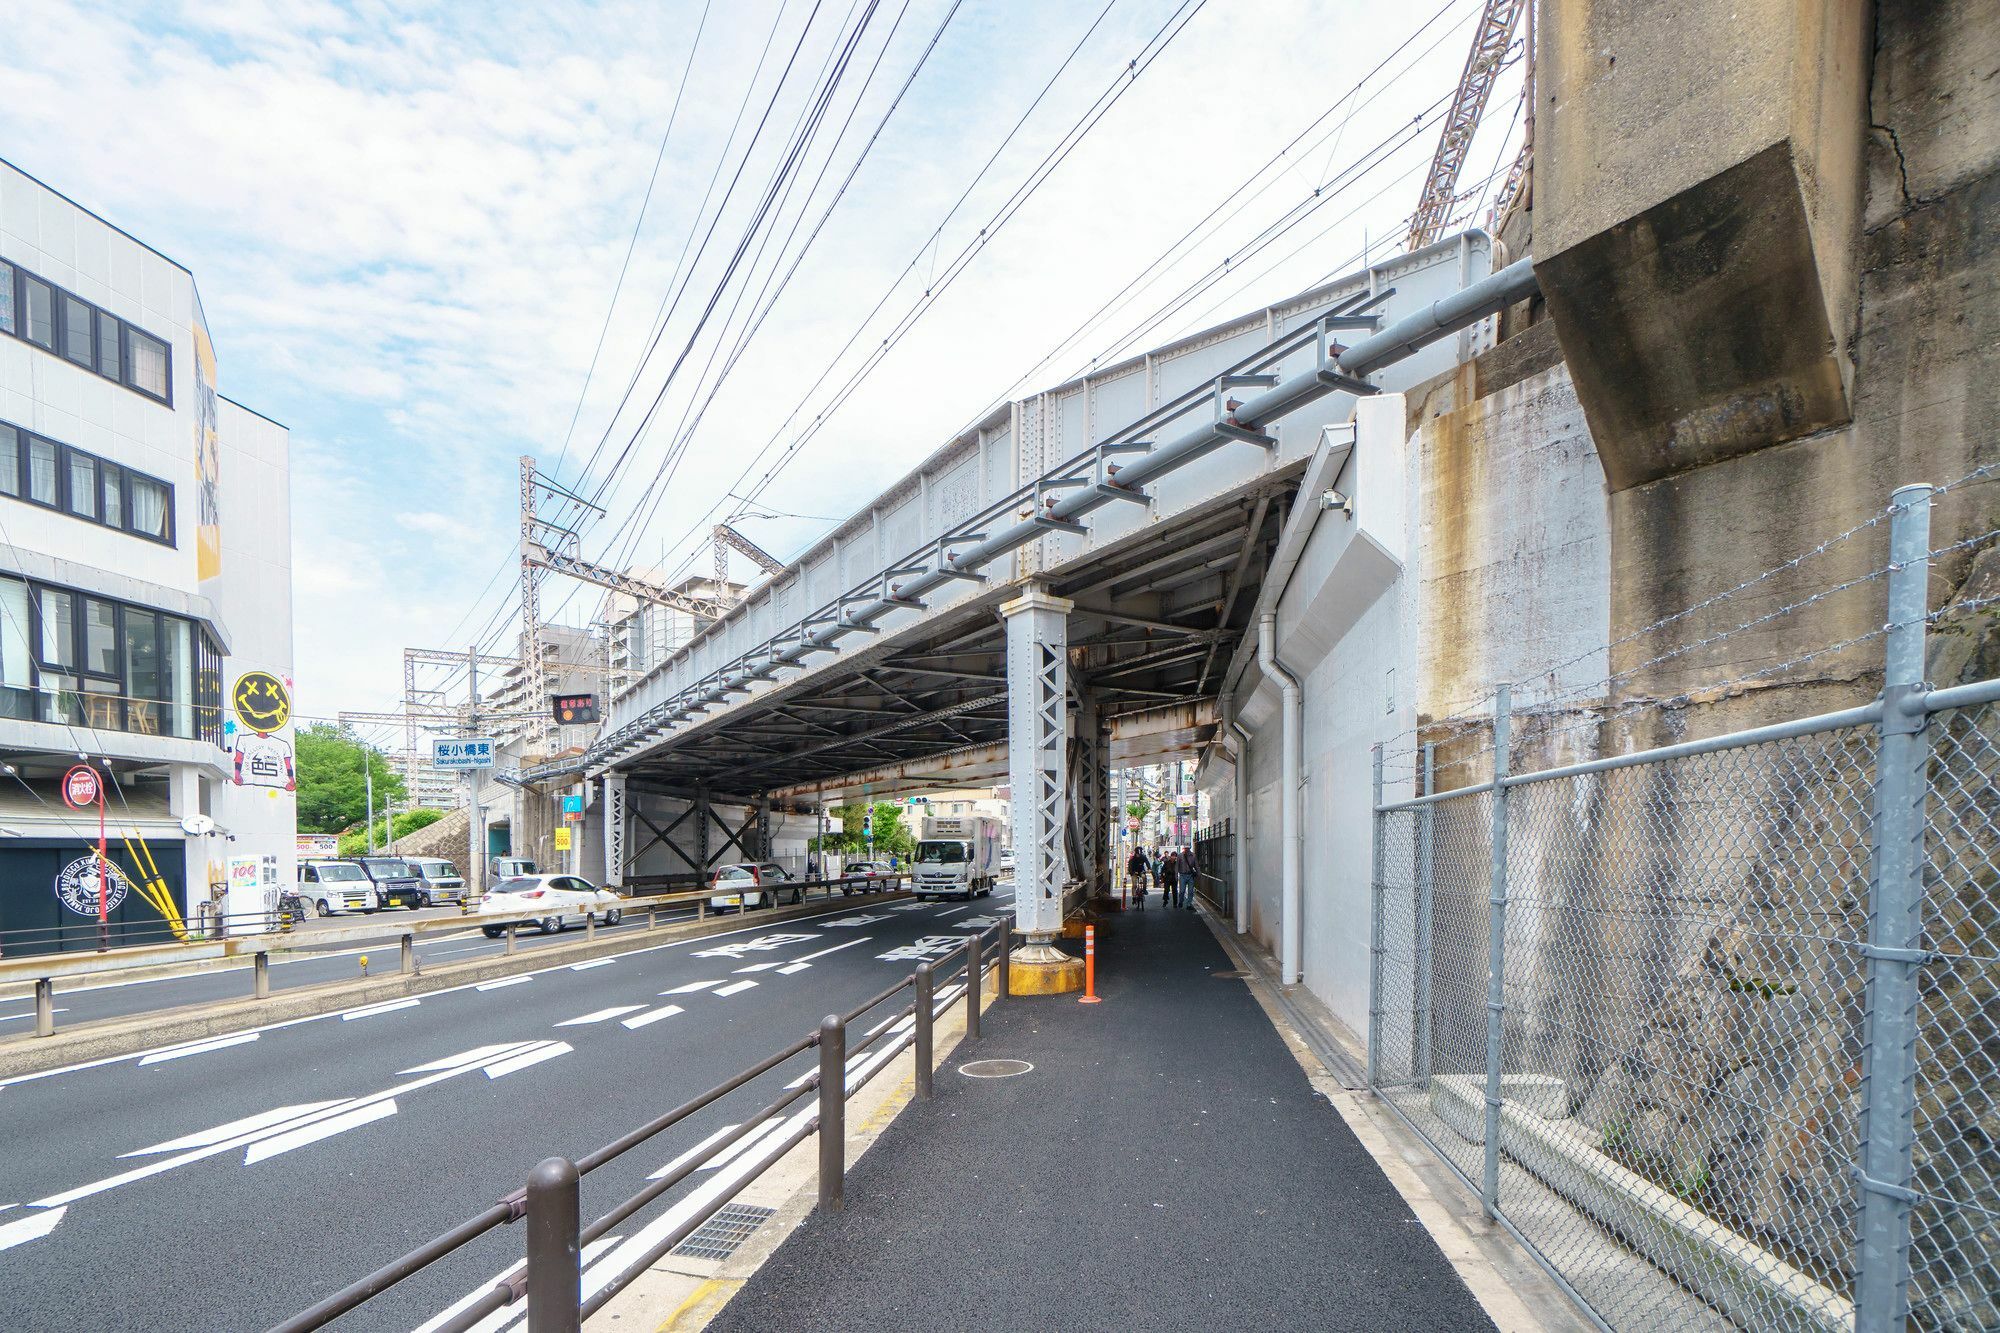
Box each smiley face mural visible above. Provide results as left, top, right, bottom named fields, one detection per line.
left=225, top=669, right=296, bottom=792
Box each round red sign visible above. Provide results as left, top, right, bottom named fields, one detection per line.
left=61, top=764, right=102, bottom=810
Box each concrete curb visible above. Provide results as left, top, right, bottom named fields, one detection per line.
left=0, top=891, right=911, bottom=1080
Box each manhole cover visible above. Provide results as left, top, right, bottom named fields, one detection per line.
left=959, top=1058, right=1034, bottom=1079
left=1212, top=970, right=1249, bottom=979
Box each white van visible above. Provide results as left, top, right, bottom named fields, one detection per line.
left=297, top=860, right=379, bottom=915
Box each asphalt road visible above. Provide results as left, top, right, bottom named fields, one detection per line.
left=0, top=888, right=1013, bottom=1332
left=0, top=891, right=889, bottom=1033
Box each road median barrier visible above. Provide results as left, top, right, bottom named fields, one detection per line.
left=0, top=882, right=912, bottom=1081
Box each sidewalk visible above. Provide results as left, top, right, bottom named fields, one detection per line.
left=708, top=902, right=1504, bottom=1332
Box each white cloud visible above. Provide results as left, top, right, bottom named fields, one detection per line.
left=1, top=0, right=1520, bottom=731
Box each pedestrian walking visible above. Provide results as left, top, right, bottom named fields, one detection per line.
left=1181, top=849, right=1198, bottom=909
left=1159, top=851, right=1179, bottom=907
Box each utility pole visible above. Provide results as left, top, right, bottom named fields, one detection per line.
left=468, top=646, right=486, bottom=893
left=365, top=757, right=377, bottom=854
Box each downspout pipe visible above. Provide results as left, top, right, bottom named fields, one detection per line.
left=1227, top=711, right=1253, bottom=936
left=1258, top=613, right=1304, bottom=986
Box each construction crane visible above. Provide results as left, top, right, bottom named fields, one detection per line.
left=713, top=522, right=786, bottom=588
left=1406, top=0, right=1527, bottom=251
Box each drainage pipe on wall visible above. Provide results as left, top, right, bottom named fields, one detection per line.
left=1257, top=613, right=1304, bottom=985
left=1229, top=713, right=1254, bottom=936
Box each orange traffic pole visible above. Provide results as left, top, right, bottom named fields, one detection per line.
left=1079, top=924, right=1101, bottom=1004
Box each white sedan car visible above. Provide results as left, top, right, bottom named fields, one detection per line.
left=479, top=875, right=624, bottom=937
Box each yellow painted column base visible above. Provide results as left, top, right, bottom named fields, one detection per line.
left=1008, top=950, right=1084, bottom=996
left=1059, top=916, right=1093, bottom=940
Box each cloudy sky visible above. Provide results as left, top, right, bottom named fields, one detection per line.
left=1, top=0, right=1522, bottom=744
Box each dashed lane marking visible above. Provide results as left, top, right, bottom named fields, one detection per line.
left=619, top=1004, right=685, bottom=1030
left=664, top=979, right=722, bottom=994
left=569, top=959, right=614, bottom=971
left=555, top=1006, right=647, bottom=1027
left=340, top=998, right=420, bottom=1021
left=475, top=975, right=532, bottom=991
left=712, top=980, right=758, bottom=998
left=136, top=1033, right=260, bottom=1065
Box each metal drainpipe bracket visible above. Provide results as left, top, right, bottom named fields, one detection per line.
left=1214, top=420, right=1278, bottom=449
left=933, top=533, right=990, bottom=582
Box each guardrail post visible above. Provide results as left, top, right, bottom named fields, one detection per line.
left=400, top=933, right=416, bottom=976
left=1481, top=685, right=1512, bottom=1219
left=34, top=977, right=54, bottom=1037
left=254, top=951, right=270, bottom=999
left=914, top=963, right=935, bottom=1101
left=999, top=925, right=1012, bottom=998
left=585, top=912, right=596, bottom=943
left=524, top=1156, right=581, bottom=1333
left=965, top=934, right=983, bottom=1040
left=648, top=909, right=656, bottom=930
left=1855, top=483, right=1935, bottom=1332
left=818, top=1014, right=845, bottom=1211
left=505, top=923, right=517, bottom=956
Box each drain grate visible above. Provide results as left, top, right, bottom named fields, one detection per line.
left=671, top=1203, right=775, bottom=1261
left=959, top=1058, right=1034, bottom=1078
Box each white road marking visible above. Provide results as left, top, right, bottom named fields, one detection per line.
left=483, top=1042, right=572, bottom=1079
left=0, top=1206, right=66, bottom=1252
left=663, top=979, right=721, bottom=994
left=818, top=914, right=887, bottom=926
left=712, top=980, right=758, bottom=998
left=733, top=961, right=783, bottom=973
left=691, top=932, right=819, bottom=960
left=475, top=975, right=533, bottom=991
left=414, top=1235, right=625, bottom=1333
left=555, top=1006, right=646, bottom=1027
left=792, top=937, right=871, bottom=963
left=569, top=958, right=614, bottom=971
left=619, top=1004, right=685, bottom=1030
left=244, top=1099, right=399, bottom=1165
left=647, top=1124, right=739, bottom=1180
left=136, top=1032, right=260, bottom=1065
left=341, top=998, right=420, bottom=1021
left=776, top=962, right=811, bottom=975
left=0, top=1008, right=69, bottom=1023
left=701, top=1117, right=785, bottom=1170
left=400, top=1044, right=534, bottom=1075
left=122, top=1103, right=350, bottom=1156
left=888, top=902, right=930, bottom=912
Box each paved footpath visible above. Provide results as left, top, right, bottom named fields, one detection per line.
left=712, top=902, right=1497, bottom=1333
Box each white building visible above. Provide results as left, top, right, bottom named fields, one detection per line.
left=598, top=572, right=736, bottom=684
left=0, top=159, right=295, bottom=947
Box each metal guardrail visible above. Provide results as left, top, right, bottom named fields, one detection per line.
left=1, top=874, right=911, bottom=1039
left=271, top=921, right=1012, bottom=1332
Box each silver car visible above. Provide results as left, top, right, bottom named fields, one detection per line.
left=409, top=857, right=467, bottom=907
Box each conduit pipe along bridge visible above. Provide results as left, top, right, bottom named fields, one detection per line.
left=528, top=232, right=1538, bottom=981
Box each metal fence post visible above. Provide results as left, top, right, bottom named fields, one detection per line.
left=1855, top=483, right=1934, bottom=1332
left=1415, top=741, right=1436, bottom=1083
left=914, top=962, right=935, bottom=1101
left=1482, top=684, right=1512, bottom=1218
left=1367, top=744, right=1385, bottom=1088
left=817, top=1015, right=846, bottom=1211
left=524, top=1156, right=581, bottom=1333
left=254, top=951, right=271, bottom=998
left=965, top=934, right=982, bottom=1040
left=998, top=924, right=1012, bottom=998
left=505, top=923, right=516, bottom=955
left=34, top=977, right=54, bottom=1037
left=400, top=934, right=415, bottom=976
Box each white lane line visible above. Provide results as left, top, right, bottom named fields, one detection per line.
left=647, top=1124, right=739, bottom=1180
left=569, top=959, right=614, bottom=972
left=776, top=962, right=811, bottom=975
left=663, top=979, right=721, bottom=995
left=136, top=1032, right=261, bottom=1066
left=555, top=1005, right=647, bottom=1027
left=732, top=961, right=783, bottom=973
left=790, top=937, right=871, bottom=963
left=619, top=1004, right=684, bottom=1030
left=0, top=1008, right=69, bottom=1023
left=484, top=1042, right=572, bottom=1079
left=341, top=998, right=420, bottom=1021
left=122, top=1102, right=351, bottom=1157
left=414, top=1234, right=624, bottom=1333
left=401, top=1043, right=539, bottom=1075
left=0, top=895, right=915, bottom=1090
left=244, top=1099, right=399, bottom=1166
left=702, top=1117, right=786, bottom=1170
left=0, top=1206, right=66, bottom=1252
left=712, top=980, right=758, bottom=998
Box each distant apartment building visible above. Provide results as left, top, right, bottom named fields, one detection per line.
left=489, top=623, right=606, bottom=750
left=598, top=572, right=737, bottom=686
left=0, top=158, right=295, bottom=948
left=395, top=750, right=465, bottom=811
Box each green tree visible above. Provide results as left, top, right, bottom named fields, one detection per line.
left=337, top=807, right=447, bottom=858
left=296, top=723, right=406, bottom=834
left=808, top=801, right=916, bottom=859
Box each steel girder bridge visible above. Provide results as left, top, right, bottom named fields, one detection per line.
left=525, top=232, right=1536, bottom=955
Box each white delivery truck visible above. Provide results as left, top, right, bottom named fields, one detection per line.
left=912, top=815, right=1004, bottom=900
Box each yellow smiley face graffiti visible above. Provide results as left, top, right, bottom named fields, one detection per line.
left=232, top=670, right=291, bottom=735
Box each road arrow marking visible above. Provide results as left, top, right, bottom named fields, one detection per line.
left=619, top=1005, right=685, bottom=1030
left=137, top=1032, right=260, bottom=1065
left=244, top=1100, right=399, bottom=1165
left=122, top=1103, right=351, bottom=1157
left=663, top=980, right=721, bottom=994
left=0, top=1206, right=65, bottom=1252
left=484, top=1042, right=573, bottom=1079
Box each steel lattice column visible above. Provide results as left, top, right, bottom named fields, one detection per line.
left=755, top=793, right=772, bottom=862
left=1003, top=585, right=1073, bottom=940
left=1066, top=685, right=1110, bottom=896
left=601, top=773, right=628, bottom=888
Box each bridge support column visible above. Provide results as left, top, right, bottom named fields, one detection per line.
left=1067, top=686, right=1112, bottom=906
left=600, top=773, right=627, bottom=890
left=1002, top=584, right=1082, bottom=995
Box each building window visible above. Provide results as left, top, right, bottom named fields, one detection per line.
left=21, top=274, right=54, bottom=349
left=0, top=419, right=174, bottom=544
left=3, top=259, right=170, bottom=404
left=126, top=328, right=169, bottom=400
left=8, top=574, right=217, bottom=740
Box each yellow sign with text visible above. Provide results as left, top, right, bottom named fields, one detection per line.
left=553, top=827, right=572, bottom=852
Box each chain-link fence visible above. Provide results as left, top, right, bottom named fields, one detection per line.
left=1369, top=486, right=1998, bottom=1333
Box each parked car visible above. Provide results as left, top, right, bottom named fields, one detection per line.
left=1000, top=849, right=1016, bottom=875
left=479, top=875, right=624, bottom=937
left=357, top=857, right=425, bottom=910
left=707, top=862, right=804, bottom=912
left=297, top=860, right=378, bottom=916
left=408, top=857, right=467, bottom=907
left=487, top=856, right=539, bottom=887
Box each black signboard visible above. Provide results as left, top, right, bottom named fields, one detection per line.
left=552, top=693, right=600, bottom=725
